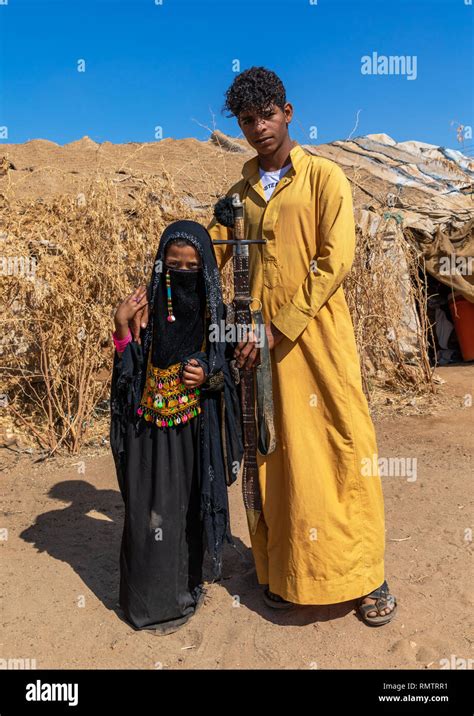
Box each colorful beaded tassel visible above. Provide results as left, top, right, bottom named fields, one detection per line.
left=166, top=269, right=176, bottom=323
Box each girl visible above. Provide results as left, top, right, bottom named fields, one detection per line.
left=110, top=220, right=243, bottom=635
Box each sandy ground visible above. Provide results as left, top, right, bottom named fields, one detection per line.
left=0, top=364, right=472, bottom=670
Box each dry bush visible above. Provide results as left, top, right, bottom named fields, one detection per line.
left=1, top=174, right=200, bottom=455
left=345, top=222, right=435, bottom=403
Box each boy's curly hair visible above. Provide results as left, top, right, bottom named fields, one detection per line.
left=222, top=66, right=287, bottom=119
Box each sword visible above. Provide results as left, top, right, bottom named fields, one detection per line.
left=213, top=193, right=276, bottom=534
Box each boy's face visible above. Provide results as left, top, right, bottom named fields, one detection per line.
left=165, top=244, right=201, bottom=270
left=237, top=101, right=293, bottom=155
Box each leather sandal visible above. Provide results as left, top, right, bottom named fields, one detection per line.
left=263, top=586, right=295, bottom=610
left=357, top=580, right=397, bottom=626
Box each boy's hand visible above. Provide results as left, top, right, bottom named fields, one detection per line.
left=114, top=286, right=148, bottom=334
left=130, top=287, right=150, bottom=344
left=234, top=322, right=284, bottom=369
left=182, top=358, right=206, bottom=388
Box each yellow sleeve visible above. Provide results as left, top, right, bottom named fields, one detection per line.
left=206, top=216, right=233, bottom=272
left=271, top=164, right=356, bottom=342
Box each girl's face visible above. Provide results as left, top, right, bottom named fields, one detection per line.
left=165, top=243, right=201, bottom=271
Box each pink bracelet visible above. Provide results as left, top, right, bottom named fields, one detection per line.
left=112, top=328, right=132, bottom=353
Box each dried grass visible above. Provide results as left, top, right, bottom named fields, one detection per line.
left=345, top=221, right=435, bottom=405
left=1, top=174, right=203, bottom=455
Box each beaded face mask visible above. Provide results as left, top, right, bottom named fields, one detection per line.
left=164, top=266, right=202, bottom=323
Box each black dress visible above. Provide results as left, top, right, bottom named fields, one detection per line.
left=110, top=221, right=243, bottom=634
left=118, top=374, right=205, bottom=633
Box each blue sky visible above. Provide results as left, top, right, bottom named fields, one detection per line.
left=0, top=0, right=472, bottom=150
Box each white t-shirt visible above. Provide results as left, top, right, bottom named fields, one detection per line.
left=258, top=162, right=292, bottom=201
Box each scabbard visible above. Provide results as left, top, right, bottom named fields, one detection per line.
left=252, top=307, right=276, bottom=457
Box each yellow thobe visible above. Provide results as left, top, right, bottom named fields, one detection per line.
left=207, top=142, right=385, bottom=605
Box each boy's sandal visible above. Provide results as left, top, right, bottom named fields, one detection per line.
left=263, top=587, right=295, bottom=610
left=357, top=580, right=397, bottom=626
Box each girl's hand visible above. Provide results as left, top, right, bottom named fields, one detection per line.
left=182, top=358, right=206, bottom=388
left=114, top=286, right=148, bottom=335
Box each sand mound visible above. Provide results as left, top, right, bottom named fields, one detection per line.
left=65, top=136, right=100, bottom=150
left=23, top=139, right=59, bottom=148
